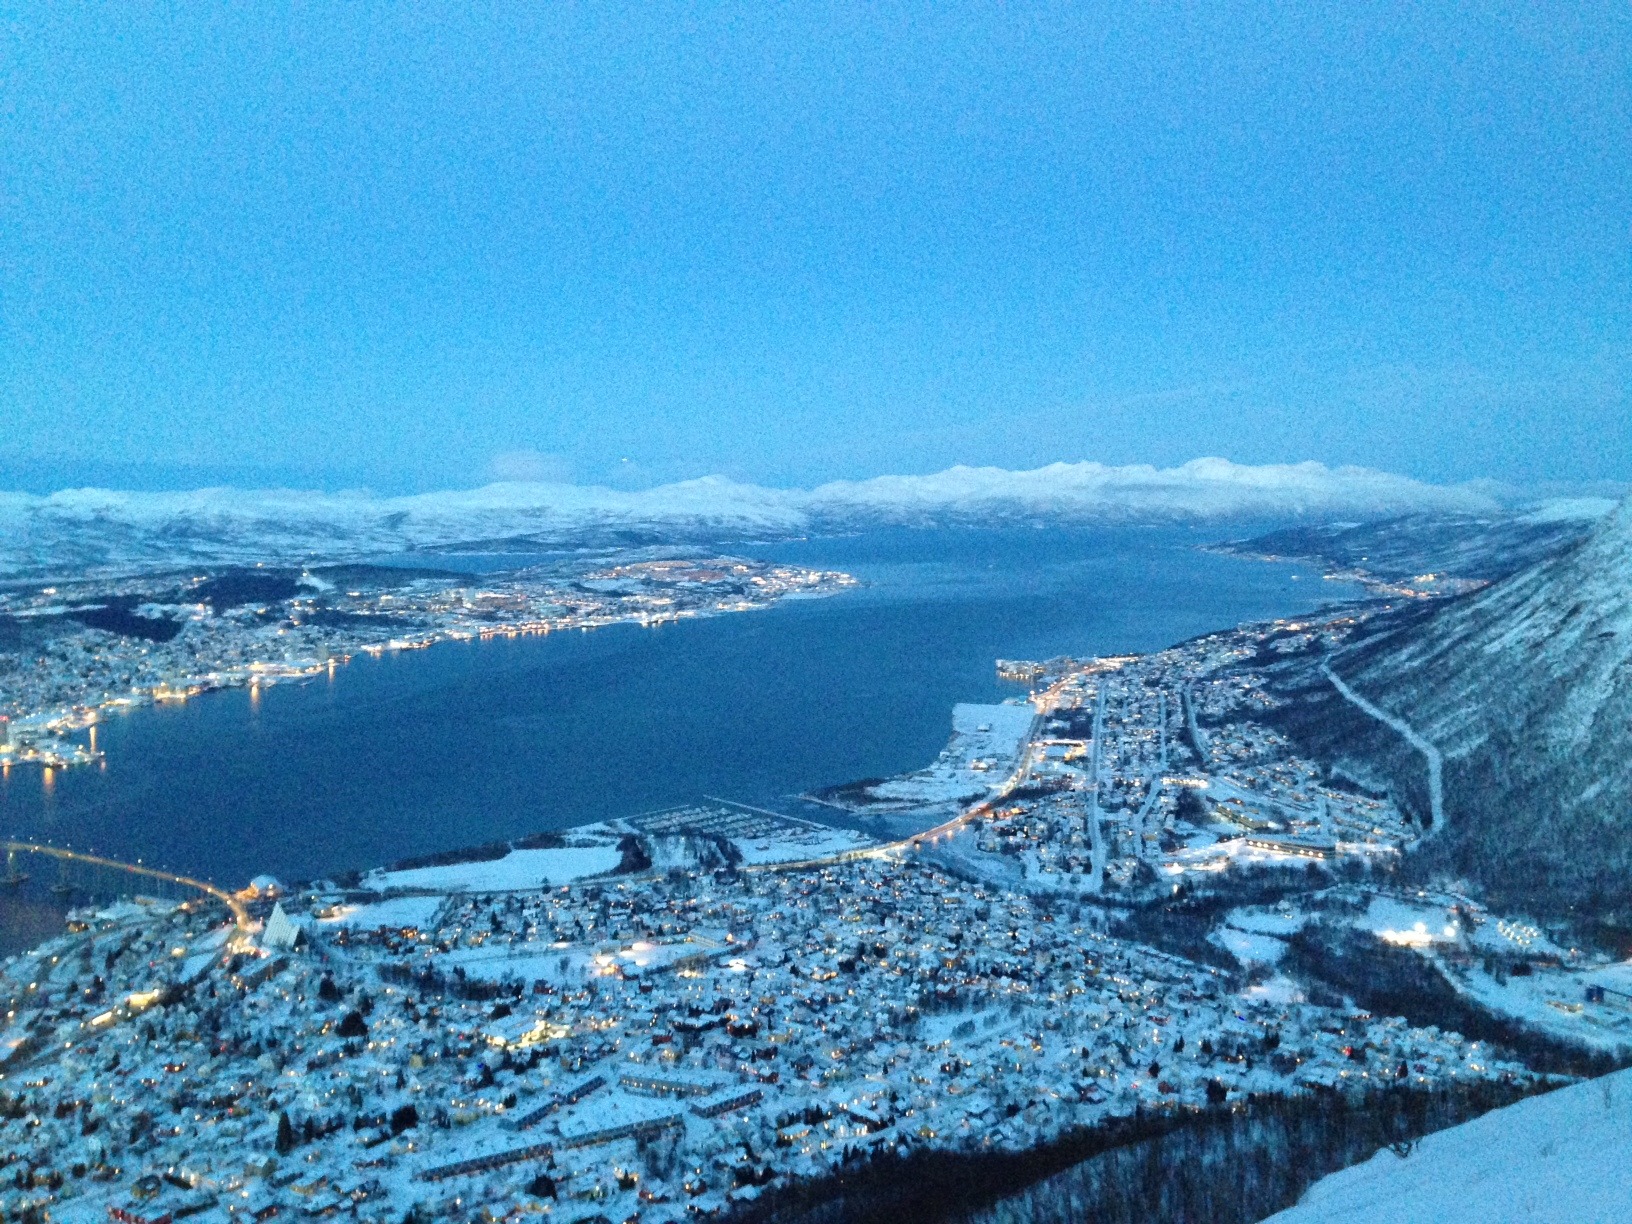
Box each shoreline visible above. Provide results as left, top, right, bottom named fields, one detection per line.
left=0, top=558, right=858, bottom=772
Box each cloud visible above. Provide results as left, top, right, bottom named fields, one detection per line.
left=489, top=450, right=574, bottom=484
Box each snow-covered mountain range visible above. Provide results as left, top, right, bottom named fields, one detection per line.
left=1269, top=492, right=1632, bottom=918
left=0, top=458, right=1495, bottom=580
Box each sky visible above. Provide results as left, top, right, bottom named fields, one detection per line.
left=2, top=2, right=1628, bottom=495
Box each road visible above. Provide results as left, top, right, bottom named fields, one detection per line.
left=1321, top=663, right=1444, bottom=832
left=1130, top=773, right=1162, bottom=865
left=0, top=842, right=256, bottom=1070
left=0, top=840, right=251, bottom=931
left=837, top=706, right=1049, bottom=867
left=1182, top=685, right=1211, bottom=767
left=1128, top=690, right=1169, bottom=863
left=1085, top=686, right=1107, bottom=891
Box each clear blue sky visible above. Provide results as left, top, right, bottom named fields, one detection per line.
left=2, top=2, right=1627, bottom=494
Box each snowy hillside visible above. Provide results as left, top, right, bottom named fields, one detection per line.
left=1215, top=498, right=1615, bottom=585
left=0, top=459, right=1494, bottom=580
left=802, top=459, right=1493, bottom=527
left=1267, top=493, right=1632, bottom=916
left=0, top=477, right=807, bottom=580
left=1264, top=1070, right=1632, bottom=1223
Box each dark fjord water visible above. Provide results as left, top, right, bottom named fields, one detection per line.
left=0, top=528, right=1356, bottom=896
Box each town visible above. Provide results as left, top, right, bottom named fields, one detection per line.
left=2, top=600, right=1591, bottom=1224
left=0, top=836, right=1529, bottom=1224
left=0, top=555, right=857, bottom=770
left=922, top=613, right=1419, bottom=891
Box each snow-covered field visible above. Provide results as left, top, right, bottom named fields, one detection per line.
left=1228, top=890, right=1632, bottom=1054
left=361, top=843, right=623, bottom=893
left=1214, top=926, right=1290, bottom=967
left=1447, top=960, right=1632, bottom=1053
left=316, top=895, right=447, bottom=931
left=356, top=804, right=877, bottom=898
left=1265, top=1070, right=1632, bottom=1223
left=734, top=825, right=875, bottom=865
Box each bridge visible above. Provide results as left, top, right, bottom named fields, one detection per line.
left=1, top=840, right=250, bottom=931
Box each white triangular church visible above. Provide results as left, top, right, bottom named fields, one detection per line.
left=261, top=901, right=304, bottom=951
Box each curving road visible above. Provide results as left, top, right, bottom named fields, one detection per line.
left=1321, top=663, right=1445, bottom=832
left=1, top=840, right=250, bottom=931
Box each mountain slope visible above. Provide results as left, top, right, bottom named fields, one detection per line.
left=1264, top=1069, right=1632, bottom=1224
left=1214, top=498, right=1615, bottom=585
left=0, top=459, right=1494, bottom=580
left=1270, top=494, right=1632, bottom=918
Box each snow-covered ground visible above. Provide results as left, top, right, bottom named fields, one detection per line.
left=734, top=825, right=875, bottom=865
left=361, top=842, right=623, bottom=893
left=1265, top=1070, right=1632, bottom=1223
left=1228, top=907, right=1309, bottom=937
left=863, top=702, right=1035, bottom=808
left=1355, top=896, right=1465, bottom=947
left=1224, top=890, right=1632, bottom=1055
left=1210, top=906, right=1310, bottom=968
left=1445, top=959, right=1632, bottom=1053
left=1214, top=926, right=1290, bottom=967
left=619, top=800, right=879, bottom=866
left=316, top=895, right=447, bottom=930
left=353, top=802, right=878, bottom=900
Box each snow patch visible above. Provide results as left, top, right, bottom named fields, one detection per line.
left=1519, top=497, right=1620, bottom=523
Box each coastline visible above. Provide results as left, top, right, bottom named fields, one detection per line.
left=0, top=557, right=858, bottom=772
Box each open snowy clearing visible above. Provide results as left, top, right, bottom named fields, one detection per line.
left=1213, top=926, right=1289, bottom=967
left=361, top=844, right=622, bottom=893
left=316, top=895, right=446, bottom=931
left=734, top=825, right=875, bottom=865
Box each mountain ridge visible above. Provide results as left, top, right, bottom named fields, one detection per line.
left=1213, top=499, right=1616, bottom=585
left=0, top=458, right=1496, bottom=580
left=1267, top=493, right=1632, bottom=920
